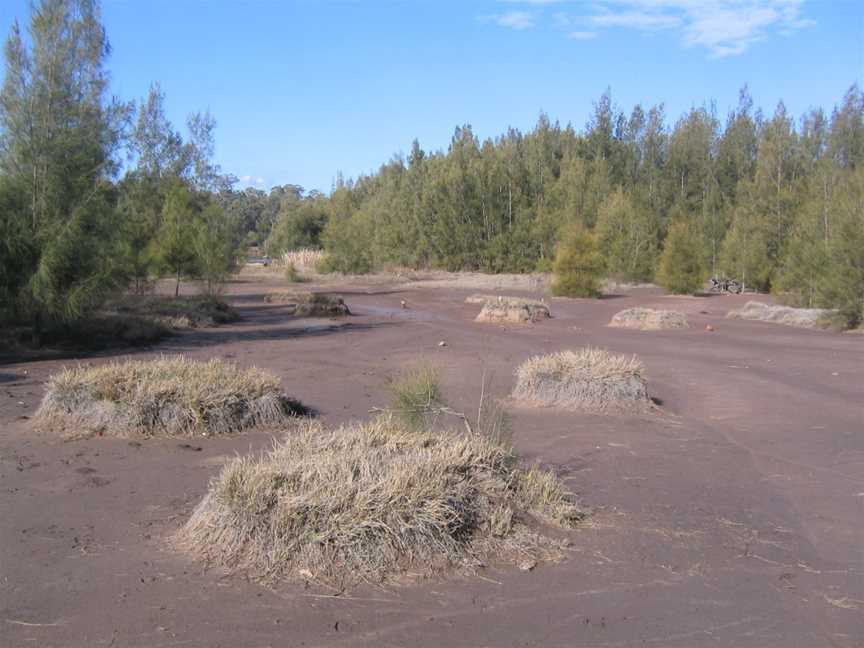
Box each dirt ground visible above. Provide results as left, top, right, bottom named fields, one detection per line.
left=2, top=271, right=862, bottom=648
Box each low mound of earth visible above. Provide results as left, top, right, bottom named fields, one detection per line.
left=265, top=291, right=350, bottom=316
left=726, top=301, right=832, bottom=329
left=512, top=347, right=651, bottom=412
left=609, top=307, right=689, bottom=331
left=469, top=295, right=551, bottom=324
left=176, top=415, right=584, bottom=586
left=108, top=295, right=241, bottom=329
left=34, top=355, right=305, bottom=439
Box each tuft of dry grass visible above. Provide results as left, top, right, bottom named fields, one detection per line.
left=35, top=356, right=306, bottom=439
left=609, top=307, right=689, bottom=331
left=512, top=348, right=650, bottom=412
left=264, top=291, right=350, bottom=317
left=108, top=296, right=240, bottom=330
left=471, top=295, right=551, bottom=324
left=726, top=301, right=832, bottom=329
left=279, top=249, right=326, bottom=272
left=175, top=414, right=585, bottom=586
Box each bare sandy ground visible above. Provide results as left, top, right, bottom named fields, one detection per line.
left=1, top=272, right=862, bottom=647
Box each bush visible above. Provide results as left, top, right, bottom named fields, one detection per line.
left=388, top=363, right=443, bottom=430
left=513, top=348, right=650, bottom=412
left=284, top=263, right=304, bottom=283
left=656, top=220, right=706, bottom=295
left=550, top=225, right=605, bottom=298
left=175, top=415, right=585, bottom=586
left=35, top=356, right=306, bottom=438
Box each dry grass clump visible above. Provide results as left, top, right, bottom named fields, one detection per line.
left=471, top=295, right=551, bottom=324
left=726, top=301, right=832, bottom=329
left=609, top=307, right=689, bottom=331
left=513, top=348, right=650, bottom=412
left=264, top=291, right=350, bottom=317
left=35, top=356, right=305, bottom=439
left=279, top=249, right=326, bottom=272
left=176, top=414, right=585, bottom=586
left=109, top=296, right=240, bottom=330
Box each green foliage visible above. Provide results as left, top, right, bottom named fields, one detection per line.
left=194, top=203, right=238, bottom=296
left=550, top=225, right=605, bottom=298
left=0, top=0, right=130, bottom=335
left=319, top=206, right=375, bottom=274
left=264, top=195, right=328, bottom=255
left=389, top=363, right=443, bottom=431
left=154, top=183, right=198, bottom=296
left=594, top=188, right=660, bottom=282
left=284, top=263, right=304, bottom=283
left=29, top=186, right=125, bottom=321
left=656, top=219, right=706, bottom=294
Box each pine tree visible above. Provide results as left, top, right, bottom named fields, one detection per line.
left=594, top=188, right=660, bottom=282
left=194, top=202, right=238, bottom=296
left=155, top=183, right=198, bottom=296
left=550, top=224, right=605, bottom=298
left=0, top=0, right=130, bottom=336
left=656, top=219, right=706, bottom=294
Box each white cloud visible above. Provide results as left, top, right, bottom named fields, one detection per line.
left=496, top=10, right=536, bottom=29
left=584, top=1, right=814, bottom=57
left=499, top=0, right=814, bottom=56
left=239, top=174, right=266, bottom=188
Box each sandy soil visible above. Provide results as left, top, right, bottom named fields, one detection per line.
left=1, top=272, right=862, bottom=647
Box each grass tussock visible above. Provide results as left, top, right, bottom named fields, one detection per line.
left=389, top=363, right=443, bottom=430
left=264, top=291, right=350, bottom=317
left=35, top=355, right=305, bottom=439
left=175, top=414, right=585, bottom=586
left=279, top=249, right=326, bottom=272
left=609, top=307, right=689, bottom=331
left=726, top=301, right=833, bottom=329
left=109, top=296, right=240, bottom=330
left=512, top=348, right=650, bottom=412
left=471, top=295, right=551, bottom=324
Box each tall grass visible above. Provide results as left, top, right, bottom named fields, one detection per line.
left=513, top=347, right=650, bottom=411
left=35, top=355, right=306, bottom=438
left=176, top=414, right=585, bottom=586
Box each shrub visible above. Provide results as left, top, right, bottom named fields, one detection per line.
left=388, top=363, right=443, bottom=430
left=284, top=263, right=304, bottom=283
left=609, top=307, right=689, bottom=331
left=175, top=415, right=585, bottom=586
left=35, top=356, right=306, bottom=438
left=513, top=348, right=650, bottom=412
left=656, top=220, right=706, bottom=295
left=550, top=225, right=605, bottom=298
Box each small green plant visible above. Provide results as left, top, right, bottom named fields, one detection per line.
left=284, top=263, right=305, bottom=283
left=389, top=363, right=442, bottom=430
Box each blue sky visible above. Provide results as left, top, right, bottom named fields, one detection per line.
left=1, top=1, right=862, bottom=193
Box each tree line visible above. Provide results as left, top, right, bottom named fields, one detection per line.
left=0, top=0, right=241, bottom=343
left=262, top=85, right=863, bottom=326
left=2, top=0, right=862, bottom=341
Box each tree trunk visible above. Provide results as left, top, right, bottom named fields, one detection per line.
left=175, top=269, right=181, bottom=297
